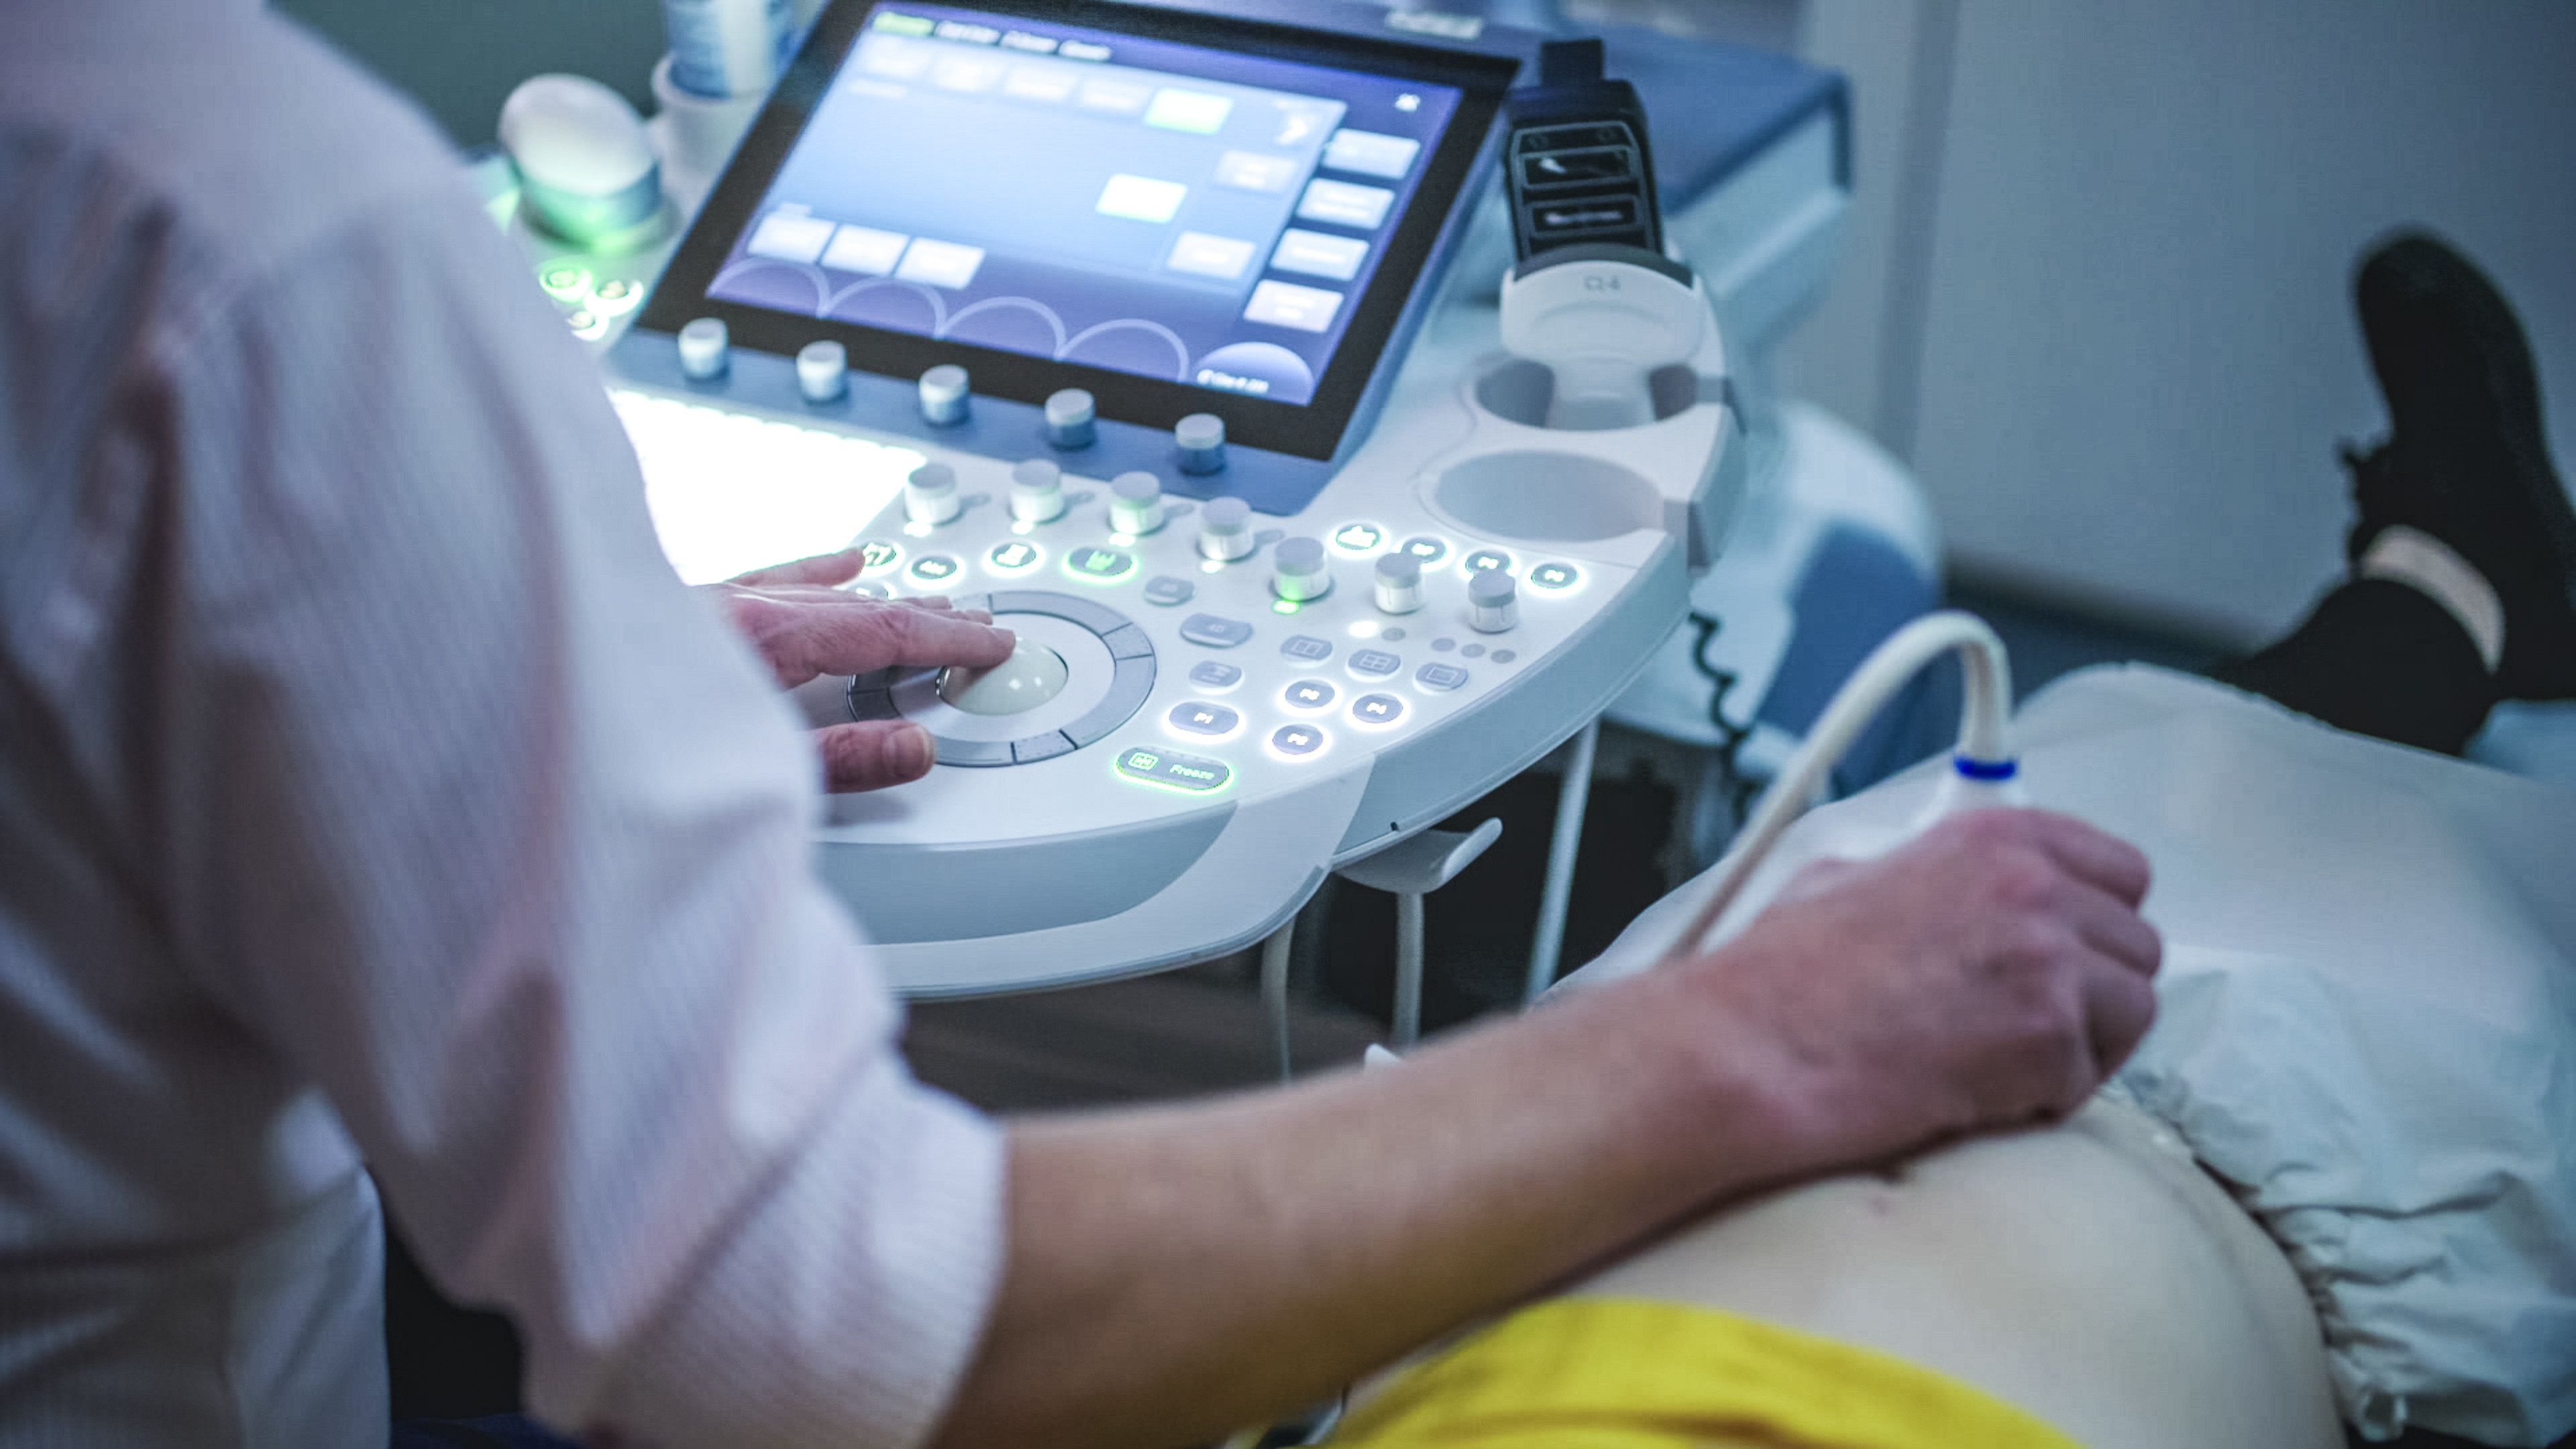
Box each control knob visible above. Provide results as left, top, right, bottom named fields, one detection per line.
left=904, top=462, right=961, bottom=526
left=1044, top=388, right=1097, bottom=449
left=677, top=316, right=728, bottom=380
left=796, top=339, right=847, bottom=402
left=1373, top=551, right=1424, bottom=614
left=918, top=364, right=970, bottom=425
left=1110, top=471, right=1164, bottom=535
left=1198, top=496, right=1256, bottom=561
left=1010, top=459, right=1065, bottom=523
left=1468, top=569, right=1518, bottom=633
left=1273, top=536, right=1332, bottom=603
left=1175, top=412, right=1226, bottom=474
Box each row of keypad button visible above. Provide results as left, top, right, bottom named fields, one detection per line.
left=871, top=533, right=1575, bottom=596
left=1111, top=724, right=1336, bottom=788
left=1182, top=647, right=1472, bottom=697
left=897, top=545, right=1166, bottom=586
left=1165, top=691, right=1408, bottom=735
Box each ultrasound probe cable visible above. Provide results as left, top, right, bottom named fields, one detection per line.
left=1654, top=610, right=2020, bottom=965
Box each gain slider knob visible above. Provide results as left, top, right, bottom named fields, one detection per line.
left=1373, top=551, right=1424, bottom=614
left=1273, top=536, right=1332, bottom=603
left=1110, top=471, right=1164, bottom=535
left=677, top=316, right=728, bottom=380
left=1010, top=458, right=1065, bottom=523
left=1044, top=388, right=1097, bottom=449
left=1198, top=496, right=1256, bottom=561
left=1468, top=568, right=1517, bottom=633
left=904, top=462, right=961, bottom=526
left=796, top=339, right=847, bottom=402
left=918, top=364, right=970, bottom=425
left=1175, top=412, right=1226, bottom=474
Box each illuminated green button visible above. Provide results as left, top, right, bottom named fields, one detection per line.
left=1529, top=561, right=1579, bottom=590
left=856, top=539, right=903, bottom=573
left=1332, top=522, right=1384, bottom=551
left=908, top=554, right=961, bottom=584
left=590, top=278, right=643, bottom=315
left=566, top=309, right=607, bottom=340
left=1116, top=745, right=1232, bottom=792
left=539, top=262, right=593, bottom=303
left=1065, top=545, right=1134, bottom=580
left=1464, top=549, right=1512, bottom=574
left=988, top=540, right=1041, bottom=572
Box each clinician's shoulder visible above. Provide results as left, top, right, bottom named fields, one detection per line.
left=1, top=1, right=472, bottom=309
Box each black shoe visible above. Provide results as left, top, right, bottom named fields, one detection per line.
left=2347, top=229, right=2576, bottom=700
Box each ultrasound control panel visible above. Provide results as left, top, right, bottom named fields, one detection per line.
left=604, top=0, right=1746, bottom=994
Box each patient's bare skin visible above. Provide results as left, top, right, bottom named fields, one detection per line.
left=1565, top=1094, right=2342, bottom=1448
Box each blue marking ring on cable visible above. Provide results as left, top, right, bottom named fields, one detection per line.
left=1953, top=755, right=2019, bottom=782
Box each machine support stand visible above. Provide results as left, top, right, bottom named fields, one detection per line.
left=1525, top=716, right=1601, bottom=1003
left=1334, top=817, right=1505, bottom=1053
left=1260, top=921, right=1298, bottom=1083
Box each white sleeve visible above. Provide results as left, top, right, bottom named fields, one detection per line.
left=140, top=178, right=1004, bottom=1448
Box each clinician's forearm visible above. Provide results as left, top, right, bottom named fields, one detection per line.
left=927, top=971, right=1794, bottom=1449
left=926, top=809, right=2165, bottom=1449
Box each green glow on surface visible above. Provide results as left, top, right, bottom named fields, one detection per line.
left=589, top=278, right=643, bottom=316
left=875, top=11, right=934, bottom=35
left=1064, top=549, right=1134, bottom=584
left=539, top=262, right=593, bottom=303
left=1271, top=598, right=1300, bottom=614
left=1113, top=747, right=1233, bottom=796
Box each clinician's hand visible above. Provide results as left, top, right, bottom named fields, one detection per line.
left=927, top=807, right=2161, bottom=1449
left=1661, top=806, right=2161, bottom=1175
left=708, top=548, right=1016, bottom=792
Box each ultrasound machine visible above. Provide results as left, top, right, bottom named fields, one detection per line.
left=522, top=0, right=1866, bottom=998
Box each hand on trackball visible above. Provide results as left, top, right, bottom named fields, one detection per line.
left=710, top=548, right=1016, bottom=792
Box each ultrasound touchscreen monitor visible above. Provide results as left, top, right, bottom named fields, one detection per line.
left=643, top=1, right=1517, bottom=460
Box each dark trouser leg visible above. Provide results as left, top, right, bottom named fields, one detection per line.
left=2210, top=579, right=2498, bottom=756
